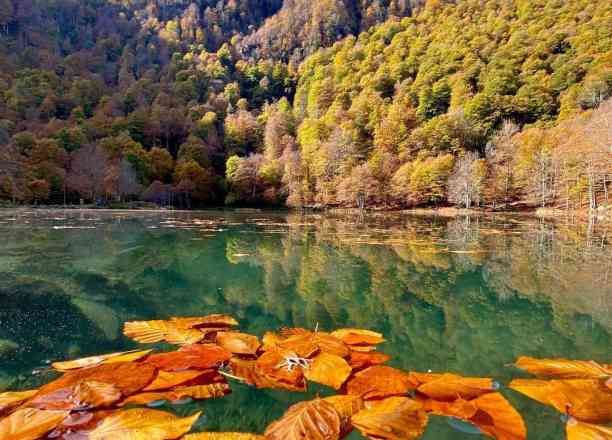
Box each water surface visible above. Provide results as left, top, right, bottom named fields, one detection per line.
left=0, top=209, right=610, bottom=438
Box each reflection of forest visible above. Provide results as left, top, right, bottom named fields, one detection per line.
left=0, top=211, right=610, bottom=437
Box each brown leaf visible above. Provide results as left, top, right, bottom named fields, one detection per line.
left=351, top=397, right=428, bottom=440
left=470, top=393, right=527, bottom=440
left=88, top=408, right=201, bottom=439
left=31, top=362, right=157, bottom=408
left=255, top=349, right=307, bottom=391
left=509, top=379, right=612, bottom=423
left=415, top=373, right=495, bottom=401
left=279, top=332, right=349, bottom=358
left=279, top=327, right=310, bottom=338
left=348, top=351, right=391, bottom=370
left=607, top=378, right=612, bottom=391
left=52, top=350, right=152, bottom=372
left=264, top=398, right=342, bottom=440
left=28, top=380, right=122, bottom=411
left=184, top=434, right=266, bottom=440
left=123, top=320, right=205, bottom=345
left=262, top=332, right=283, bottom=351
left=346, top=366, right=417, bottom=400
left=0, top=389, right=38, bottom=416
left=145, top=344, right=231, bottom=371
left=0, top=407, right=69, bottom=440
left=515, top=357, right=612, bottom=380
left=228, top=357, right=304, bottom=392
left=330, top=329, right=385, bottom=346
left=422, top=397, right=478, bottom=419
left=170, top=314, right=239, bottom=328
left=566, top=418, right=612, bottom=440
left=216, top=332, right=261, bottom=355
left=120, top=383, right=230, bottom=406
left=143, top=370, right=212, bottom=391
left=304, top=353, right=352, bottom=390
left=323, top=395, right=364, bottom=434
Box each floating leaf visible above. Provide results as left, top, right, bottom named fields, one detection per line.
left=509, top=379, right=612, bottom=423
left=30, top=380, right=122, bottom=411
left=346, top=366, right=417, bottom=400
left=0, top=408, right=69, bottom=440
left=279, top=332, right=349, bottom=358
left=124, top=320, right=205, bottom=345
left=31, top=362, right=157, bottom=407
left=88, top=408, right=201, bottom=440
left=255, top=349, right=307, bottom=391
left=264, top=398, right=342, bottom=440
left=566, top=418, right=612, bottom=440
left=323, top=395, right=364, bottom=434
left=146, top=344, right=231, bottom=371
left=216, top=332, right=261, bottom=355
left=470, top=392, right=527, bottom=440
left=184, top=433, right=265, bottom=440
left=261, top=332, right=283, bottom=351
left=330, top=329, right=384, bottom=346
left=515, top=357, right=612, bottom=380
left=121, top=383, right=230, bottom=406
left=422, top=397, right=478, bottom=420
left=52, top=350, right=152, bottom=372
left=607, top=378, right=612, bottom=391
left=0, top=389, right=38, bottom=416
left=415, top=373, right=495, bottom=401
left=143, top=370, right=211, bottom=392
left=304, top=353, right=352, bottom=390
left=279, top=328, right=310, bottom=338
left=229, top=357, right=304, bottom=392
left=348, top=351, right=391, bottom=370
left=170, top=314, right=239, bottom=328
left=351, top=397, right=428, bottom=440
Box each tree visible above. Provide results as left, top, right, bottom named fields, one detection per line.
left=336, top=164, right=378, bottom=209
left=67, top=145, right=109, bottom=202
left=485, top=120, right=519, bottom=208
left=173, top=159, right=216, bottom=206
left=27, top=179, right=50, bottom=204
left=448, top=152, right=486, bottom=209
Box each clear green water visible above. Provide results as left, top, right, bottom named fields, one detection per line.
left=0, top=209, right=610, bottom=438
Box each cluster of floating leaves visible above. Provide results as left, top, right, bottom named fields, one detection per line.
left=1, top=314, right=610, bottom=439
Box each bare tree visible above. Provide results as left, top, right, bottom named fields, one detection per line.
left=448, top=152, right=486, bottom=209
left=486, top=120, right=519, bottom=208
left=66, top=145, right=109, bottom=202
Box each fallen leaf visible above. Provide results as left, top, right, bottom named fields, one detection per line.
left=323, top=395, right=364, bottom=434
left=351, top=397, right=428, bottom=440
left=120, top=383, right=230, bottom=406
left=509, top=379, right=612, bottom=423
left=123, top=320, right=205, bottom=345
left=348, top=351, right=391, bottom=370
left=279, top=328, right=310, bottom=338
left=279, top=332, right=349, bottom=358
left=264, top=398, right=342, bottom=440
left=0, top=389, right=38, bottom=416
left=330, top=329, right=385, bottom=346
left=422, top=397, right=478, bottom=419
left=304, top=353, right=352, bottom=390
left=415, top=373, right=495, bottom=401
left=261, top=332, right=283, bottom=351
left=184, top=434, right=265, bottom=440
left=228, top=357, right=304, bottom=392
left=143, top=370, right=211, bottom=391
left=31, top=362, right=157, bottom=407
left=607, top=378, right=612, bottom=391
left=470, top=392, right=527, bottom=440
left=515, top=357, right=612, bottom=380
left=146, top=344, right=231, bottom=371
left=566, top=418, right=612, bottom=440
left=255, top=349, right=307, bottom=391
left=0, top=407, right=69, bottom=440
left=346, top=366, right=417, bottom=400
left=170, top=314, right=239, bottom=328
left=52, top=350, right=152, bottom=372
left=88, top=408, right=201, bottom=440
left=30, top=380, right=122, bottom=411
left=216, top=332, right=261, bottom=355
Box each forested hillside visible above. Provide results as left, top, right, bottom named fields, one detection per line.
left=0, top=0, right=610, bottom=209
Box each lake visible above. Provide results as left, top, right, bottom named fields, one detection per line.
left=0, top=209, right=610, bottom=438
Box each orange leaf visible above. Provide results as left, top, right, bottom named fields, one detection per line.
left=143, top=370, right=211, bottom=391
left=346, top=366, right=417, bottom=400
left=351, top=397, right=428, bottom=440
left=323, top=395, right=364, bottom=434
left=0, top=389, right=38, bottom=416
left=88, top=408, right=201, bottom=439
left=348, top=351, right=391, bottom=370
left=279, top=327, right=310, bottom=338
left=279, top=332, right=349, bottom=358
left=0, top=408, right=69, bottom=440
left=30, top=380, right=122, bottom=411
left=146, top=344, right=231, bottom=371
left=422, top=397, right=478, bottom=419
left=216, top=332, right=261, bottom=355
left=264, top=398, right=342, bottom=440
left=509, top=379, right=612, bottom=423
left=31, top=362, right=157, bottom=407
left=261, top=332, right=283, bottom=351
left=184, top=434, right=265, bottom=440
left=170, top=314, right=239, bottom=328
left=566, top=418, right=612, bottom=440
left=607, top=378, right=612, bottom=391
left=52, top=349, right=152, bottom=372
left=123, top=320, right=205, bottom=345
left=330, top=329, right=385, bottom=346
left=120, top=383, right=230, bottom=406
left=228, top=357, right=304, bottom=392
left=254, top=349, right=306, bottom=391
left=470, top=393, right=527, bottom=440
left=416, top=373, right=495, bottom=401
left=304, top=352, right=352, bottom=390
left=515, top=357, right=612, bottom=380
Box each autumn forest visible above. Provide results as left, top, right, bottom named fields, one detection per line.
left=0, top=0, right=610, bottom=210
